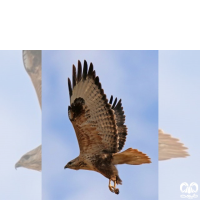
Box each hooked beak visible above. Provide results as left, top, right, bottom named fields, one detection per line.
left=15, top=161, right=21, bottom=170
left=64, top=164, right=68, bottom=169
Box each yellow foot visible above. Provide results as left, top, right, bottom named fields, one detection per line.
left=109, top=185, right=115, bottom=193
left=108, top=179, right=120, bottom=194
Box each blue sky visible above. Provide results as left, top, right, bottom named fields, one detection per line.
left=42, top=50, right=158, bottom=200
left=0, top=51, right=41, bottom=199
left=159, top=51, right=200, bottom=200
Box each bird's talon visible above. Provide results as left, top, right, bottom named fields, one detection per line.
left=109, top=186, right=115, bottom=193
left=114, top=188, right=119, bottom=194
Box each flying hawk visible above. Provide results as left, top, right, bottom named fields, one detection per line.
left=158, top=129, right=189, bottom=161
left=15, top=50, right=42, bottom=171
left=14, top=53, right=190, bottom=174
left=64, top=60, right=151, bottom=194
left=15, top=145, right=41, bottom=171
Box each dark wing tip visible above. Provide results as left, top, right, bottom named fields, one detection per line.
left=109, top=95, right=113, bottom=104
left=83, top=60, right=88, bottom=80
left=115, top=99, right=122, bottom=109
left=72, top=65, right=76, bottom=88
left=112, top=98, right=118, bottom=109
left=70, top=60, right=95, bottom=98
left=93, top=70, right=96, bottom=79
left=98, top=82, right=102, bottom=90
left=77, top=60, right=82, bottom=82
left=68, top=78, right=72, bottom=98
left=88, top=63, right=94, bottom=77
left=95, top=76, right=99, bottom=85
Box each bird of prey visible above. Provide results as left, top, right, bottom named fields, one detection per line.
left=15, top=50, right=42, bottom=171
left=64, top=60, right=151, bottom=194
left=158, top=129, right=189, bottom=161
left=14, top=53, right=190, bottom=174
left=15, top=145, right=41, bottom=171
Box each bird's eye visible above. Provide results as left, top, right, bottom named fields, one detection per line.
left=68, top=162, right=72, bottom=165
left=24, top=155, right=30, bottom=160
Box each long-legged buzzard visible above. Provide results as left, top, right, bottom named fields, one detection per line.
left=65, top=60, right=151, bottom=194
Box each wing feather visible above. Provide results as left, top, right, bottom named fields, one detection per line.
left=109, top=96, right=127, bottom=151
left=83, top=60, right=88, bottom=80
left=68, top=60, right=119, bottom=154
left=22, top=50, right=41, bottom=108
left=109, top=95, right=113, bottom=104
left=77, top=61, right=82, bottom=82
left=68, top=78, right=72, bottom=98
left=159, top=129, right=189, bottom=160
left=72, top=65, right=76, bottom=88
left=88, top=63, right=93, bottom=76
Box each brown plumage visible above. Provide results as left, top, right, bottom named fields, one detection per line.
left=65, top=60, right=151, bottom=194
left=22, top=50, right=41, bottom=108
left=159, top=129, right=189, bottom=161
left=15, top=145, right=41, bottom=171
left=15, top=50, right=42, bottom=172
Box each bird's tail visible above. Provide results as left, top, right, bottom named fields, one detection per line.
left=113, top=148, right=151, bottom=165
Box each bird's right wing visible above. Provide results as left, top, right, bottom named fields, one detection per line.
left=22, top=50, right=41, bottom=108
left=159, top=129, right=189, bottom=161
left=68, top=60, right=119, bottom=155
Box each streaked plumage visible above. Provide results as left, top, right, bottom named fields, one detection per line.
left=65, top=60, right=151, bottom=194
left=159, top=129, right=189, bottom=161
left=15, top=50, right=41, bottom=171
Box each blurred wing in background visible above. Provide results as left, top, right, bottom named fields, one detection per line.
left=15, top=50, right=42, bottom=171
left=22, top=50, right=41, bottom=108
left=159, top=129, right=189, bottom=161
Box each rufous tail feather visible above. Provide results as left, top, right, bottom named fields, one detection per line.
left=113, top=148, right=151, bottom=165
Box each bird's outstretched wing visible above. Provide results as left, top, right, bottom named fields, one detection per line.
left=109, top=96, right=127, bottom=151
left=68, top=60, right=120, bottom=154
left=15, top=51, right=42, bottom=172
left=22, top=50, right=41, bottom=108
left=159, top=129, right=189, bottom=161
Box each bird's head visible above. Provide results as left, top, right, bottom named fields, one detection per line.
left=64, top=157, right=88, bottom=170
left=15, top=145, right=41, bottom=171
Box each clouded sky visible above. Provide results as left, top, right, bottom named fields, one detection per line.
left=42, top=50, right=158, bottom=200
